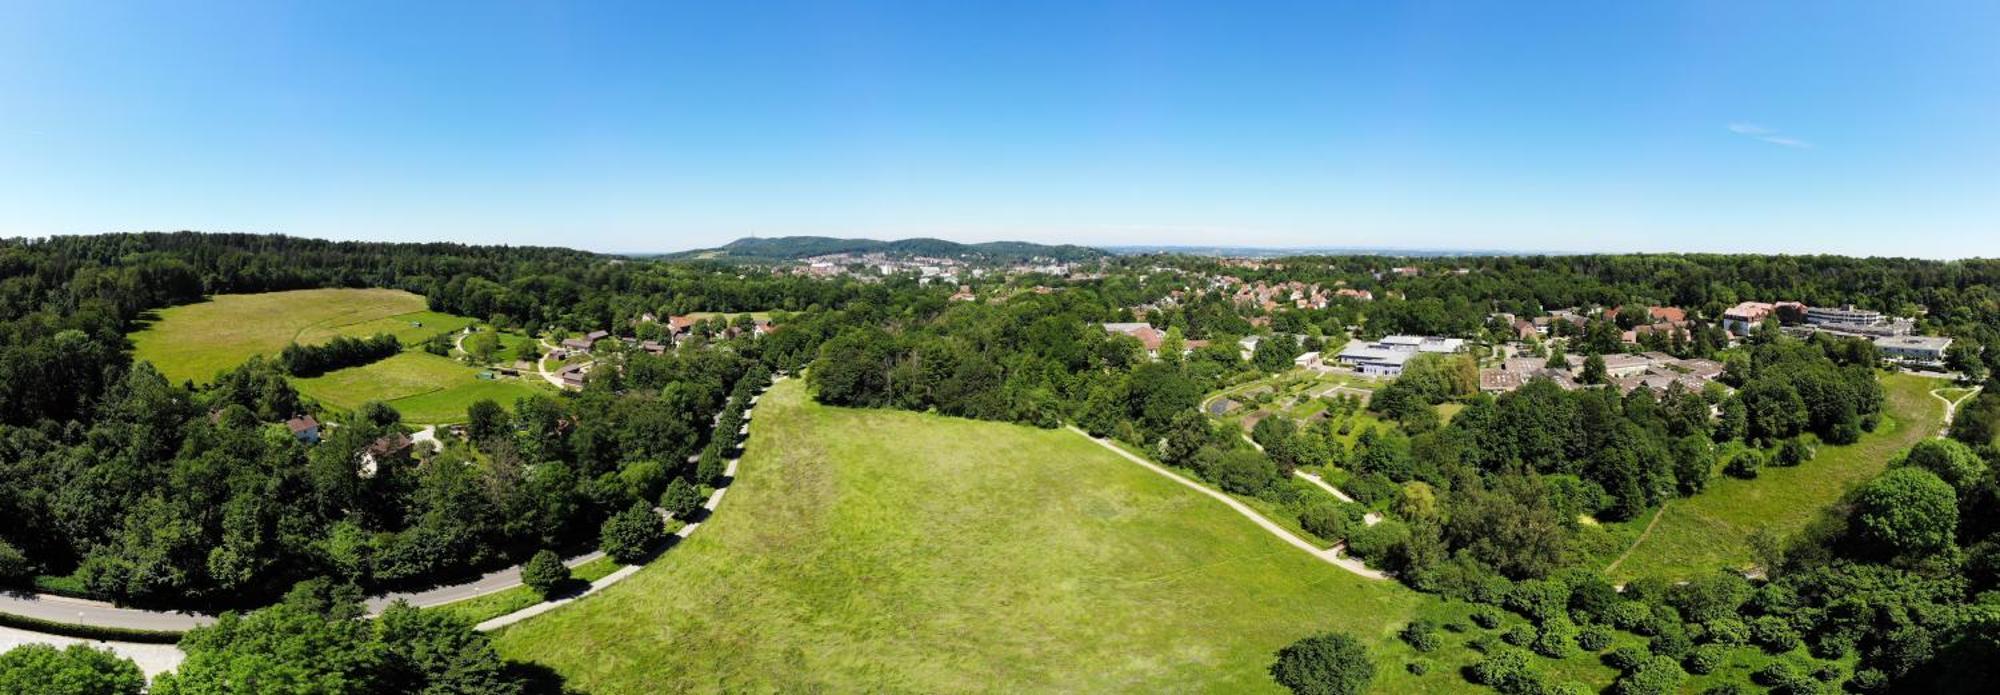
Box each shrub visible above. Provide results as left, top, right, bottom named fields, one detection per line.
left=1812, top=662, right=1841, bottom=682
left=1613, top=655, right=1685, bottom=695
left=1471, top=648, right=1535, bottom=689
left=1649, top=627, right=1694, bottom=660
left=1506, top=579, right=1570, bottom=625
left=1750, top=616, right=1802, bottom=653
left=1405, top=660, right=1429, bottom=676
left=1703, top=618, right=1749, bottom=646
left=1269, top=631, right=1374, bottom=695
left=1344, top=519, right=1409, bottom=567
left=1400, top=620, right=1439, bottom=653
left=1754, top=661, right=1802, bottom=688
left=1684, top=644, right=1727, bottom=675
left=1503, top=624, right=1535, bottom=647
left=1577, top=625, right=1614, bottom=652
left=1847, top=668, right=1887, bottom=691
left=1298, top=499, right=1351, bottom=541
left=1702, top=685, right=1749, bottom=695
left=1471, top=608, right=1503, bottom=629
left=1534, top=618, right=1578, bottom=659
left=1605, top=646, right=1648, bottom=672
left=520, top=549, right=570, bottom=600
left=1725, top=452, right=1763, bottom=479
left=1776, top=437, right=1815, bottom=466
left=1607, top=602, right=1654, bottom=632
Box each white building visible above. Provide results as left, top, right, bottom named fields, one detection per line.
left=1875, top=335, right=1953, bottom=366
left=1335, top=335, right=1465, bottom=376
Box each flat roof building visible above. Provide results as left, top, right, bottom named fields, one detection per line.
left=1874, top=335, right=1952, bottom=365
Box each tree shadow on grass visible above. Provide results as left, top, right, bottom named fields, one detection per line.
left=505, top=659, right=588, bottom=695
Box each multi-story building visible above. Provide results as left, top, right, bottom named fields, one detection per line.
left=1874, top=335, right=1953, bottom=366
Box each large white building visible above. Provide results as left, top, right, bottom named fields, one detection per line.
left=1335, top=335, right=1465, bottom=376
left=1874, top=335, right=1953, bottom=366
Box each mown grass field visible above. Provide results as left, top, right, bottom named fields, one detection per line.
left=293, top=351, right=548, bottom=424
left=492, top=379, right=1473, bottom=694
left=1606, top=372, right=1947, bottom=581
left=130, top=288, right=471, bottom=383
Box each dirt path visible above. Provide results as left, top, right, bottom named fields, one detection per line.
left=1602, top=504, right=1667, bottom=576
left=1931, top=386, right=1980, bottom=436
left=1067, top=427, right=1387, bottom=581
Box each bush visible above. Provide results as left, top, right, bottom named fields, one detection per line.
left=1471, top=608, right=1503, bottom=629
left=520, top=549, right=570, bottom=600
left=1344, top=519, right=1409, bottom=567
left=1471, top=648, right=1537, bottom=691
left=1400, top=620, right=1440, bottom=653
left=1506, top=579, right=1570, bottom=625
left=1605, top=646, right=1648, bottom=672
left=1724, top=452, right=1763, bottom=479
left=1750, top=616, right=1802, bottom=653
left=1298, top=499, right=1351, bottom=542
left=1577, top=625, right=1614, bottom=651
left=1534, top=618, right=1578, bottom=659
left=1405, top=660, right=1429, bottom=676
left=1777, top=437, right=1815, bottom=466
left=1685, top=644, right=1727, bottom=675
left=1269, top=631, right=1374, bottom=695
left=1613, top=655, right=1685, bottom=695
left=1649, top=627, right=1693, bottom=660
left=1607, top=602, right=1654, bottom=632
left=1847, top=668, right=1887, bottom=691
left=599, top=501, right=666, bottom=563
left=1503, top=624, right=1536, bottom=647
left=1703, top=618, right=1749, bottom=646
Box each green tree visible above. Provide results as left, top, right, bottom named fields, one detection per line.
left=0, top=644, right=144, bottom=695
left=599, top=501, right=665, bottom=563
left=521, top=549, right=569, bottom=600
left=661, top=477, right=703, bottom=520
left=1581, top=354, right=1608, bottom=385
left=1269, top=631, right=1374, bottom=695
left=466, top=399, right=508, bottom=444
left=1854, top=467, right=1959, bottom=557
left=1899, top=438, right=1986, bottom=496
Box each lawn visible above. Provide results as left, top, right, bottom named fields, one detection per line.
left=130, top=288, right=465, bottom=383
left=492, top=379, right=1467, bottom=694
left=293, top=351, right=549, bottom=424
left=1604, top=372, right=1948, bottom=581
left=429, top=556, right=622, bottom=626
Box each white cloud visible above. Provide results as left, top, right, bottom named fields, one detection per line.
left=1727, top=122, right=1813, bottom=148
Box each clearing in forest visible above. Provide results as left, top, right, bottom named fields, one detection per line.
left=130, top=288, right=473, bottom=383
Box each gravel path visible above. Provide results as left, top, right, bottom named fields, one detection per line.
left=1067, top=427, right=1387, bottom=581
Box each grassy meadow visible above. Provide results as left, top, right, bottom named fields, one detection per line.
left=492, top=378, right=1459, bottom=694
left=131, top=288, right=469, bottom=383
left=1605, top=372, right=1947, bottom=581
left=293, top=351, right=547, bottom=424
left=131, top=288, right=542, bottom=423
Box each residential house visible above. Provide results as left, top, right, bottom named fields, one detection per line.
left=285, top=415, right=321, bottom=444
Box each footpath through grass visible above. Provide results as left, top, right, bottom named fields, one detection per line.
left=1607, top=372, right=1947, bottom=581
left=492, top=379, right=1462, bottom=693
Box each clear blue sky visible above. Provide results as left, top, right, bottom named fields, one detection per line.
left=3, top=1, right=1996, bottom=257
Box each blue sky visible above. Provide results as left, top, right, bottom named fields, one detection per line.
left=2, top=1, right=1996, bottom=257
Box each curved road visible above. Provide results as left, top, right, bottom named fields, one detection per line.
left=1067, top=426, right=1387, bottom=580
left=1, top=377, right=779, bottom=675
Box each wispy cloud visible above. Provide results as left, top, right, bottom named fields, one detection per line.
left=1728, top=122, right=1813, bottom=148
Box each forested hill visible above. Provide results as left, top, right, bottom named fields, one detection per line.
left=659, top=235, right=1110, bottom=263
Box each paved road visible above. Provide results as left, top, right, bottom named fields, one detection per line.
left=0, top=591, right=213, bottom=632
left=1068, top=427, right=1387, bottom=580
left=362, top=551, right=606, bottom=614
left=535, top=337, right=570, bottom=388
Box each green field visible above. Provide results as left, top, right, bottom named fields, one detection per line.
left=1605, top=372, right=1947, bottom=581
left=493, top=379, right=1461, bottom=693
left=131, top=288, right=472, bottom=383
left=293, top=351, right=548, bottom=424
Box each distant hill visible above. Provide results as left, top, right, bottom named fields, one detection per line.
left=660, top=236, right=1110, bottom=264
